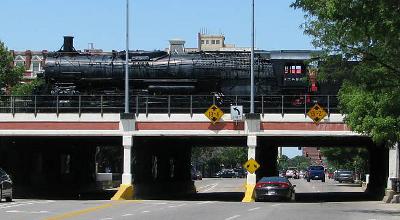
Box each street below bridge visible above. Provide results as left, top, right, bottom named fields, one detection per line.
left=1, top=178, right=398, bottom=220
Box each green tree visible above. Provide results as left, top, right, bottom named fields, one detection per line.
left=11, top=78, right=44, bottom=96
left=0, top=41, right=24, bottom=95
left=291, top=0, right=400, bottom=144
left=320, top=147, right=369, bottom=178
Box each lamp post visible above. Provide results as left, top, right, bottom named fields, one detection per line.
left=124, top=0, right=130, bottom=114
left=250, top=0, right=255, bottom=114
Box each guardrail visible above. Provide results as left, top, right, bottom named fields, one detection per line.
left=0, top=95, right=339, bottom=117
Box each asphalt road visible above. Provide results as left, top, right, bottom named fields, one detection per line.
left=0, top=178, right=398, bottom=220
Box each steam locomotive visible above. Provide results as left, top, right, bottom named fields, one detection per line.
left=38, top=37, right=318, bottom=97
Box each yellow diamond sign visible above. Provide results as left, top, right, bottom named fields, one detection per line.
left=307, top=103, right=327, bottom=124
left=243, top=158, right=260, bottom=174
left=204, top=104, right=224, bottom=124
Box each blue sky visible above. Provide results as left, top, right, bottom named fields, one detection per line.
left=0, top=0, right=314, bottom=51
left=283, top=147, right=302, bottom=158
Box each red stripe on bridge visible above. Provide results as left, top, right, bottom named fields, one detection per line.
left=260, top=122, right=349, bottom=131
left=135, top=122, right=245, bottom=130
left=0, top=122, right=119, bottom=130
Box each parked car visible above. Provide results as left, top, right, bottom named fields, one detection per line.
left=333, top=169, right=345, bottom=181
left=215, top=169, right=237, bottom=178
left=191, top=170, right=203, bottom=180
left=255, top=176, right=296, bottom=202
left=0, top=168, right=13, bottom=202
left=336, top=170, right=354, bottom=183
left=307, top=165, right=325, bottom=182
left=234, top=168, right=246, bottom=178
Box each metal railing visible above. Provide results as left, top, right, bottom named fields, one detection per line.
left=0, top=95, right=339, bottom=117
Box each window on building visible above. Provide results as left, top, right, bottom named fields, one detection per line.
left=32, top=61, right=40, bottom=72
left=15, top=61, right=25, bottom=67
left=206, top=40, right=209, bottom=44
left=201, top=40, right=204, bottom=44
left=216, top=40, right=220, bottom=44
left=211, top=40, right=216, bottom=44
left=14, top=55, right=25, bottom=68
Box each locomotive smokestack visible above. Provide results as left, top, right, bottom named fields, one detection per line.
left=62, top=36, right=76, bottom=53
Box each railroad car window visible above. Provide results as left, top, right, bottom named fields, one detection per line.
left=211, top=40, right=216, bottom=44
left=216, top=40, right=220, bottom=44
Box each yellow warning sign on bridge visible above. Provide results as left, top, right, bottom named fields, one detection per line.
left=243, top=158, right=260, bottom=174
left=204, top=104, right=224, bottom=124
left=307, top=103, right=327, bottom=124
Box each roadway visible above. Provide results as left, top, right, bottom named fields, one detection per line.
left=0, top=178, right=398, bottom=220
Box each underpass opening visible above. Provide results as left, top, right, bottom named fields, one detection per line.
left=257, top=136, right=388, bottom=202
left=0, top=136, right=122, bottom=200
left=132, top=136, right=247, bottom=201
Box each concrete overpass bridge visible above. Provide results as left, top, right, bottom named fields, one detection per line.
left=0, top=95, right=397, bottom=201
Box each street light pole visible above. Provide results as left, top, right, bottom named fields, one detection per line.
left=250, top=0, right=255, bottom=114
left=124, top=0, right=130, bottom=114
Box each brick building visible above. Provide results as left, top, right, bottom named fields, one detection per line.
left=302, top=147, right=325, bottom=165
left=11, top=50, right=47, bottom=80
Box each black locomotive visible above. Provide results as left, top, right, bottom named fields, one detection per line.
left=38, top=37, right=316, bottom=97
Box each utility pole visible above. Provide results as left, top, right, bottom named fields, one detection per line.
left=124, top=0, right=130, bottom=113
left=250, top=0, right=255, bottom=113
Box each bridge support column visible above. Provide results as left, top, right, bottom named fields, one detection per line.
left=243, top=135, right=257, bottom=202
left=112, top=135, right=134, bottom=200
left=384, top=142, right=400, bottom=203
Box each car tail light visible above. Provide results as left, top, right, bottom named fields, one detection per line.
left=279, top=183, right=290, bottom=188
left=255, top=183, right=266, bottom=188
left=256, top=182, right=289, bottom=188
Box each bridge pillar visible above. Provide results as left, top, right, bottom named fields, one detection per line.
left=112, top=113, right=135, bottom=200
left=384, top=142, right=400, bottom=203
left=122, top=136, right=133, bottom=185
left=243, top=113, right=260, bottom=203
left=112, top=135, right=134, bottom=200
left=243, top=135, right=257, bottom=203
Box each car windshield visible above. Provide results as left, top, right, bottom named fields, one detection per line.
left=309, top=166, right=324, bottom=170
left=259, top=176, right=289, bottom=183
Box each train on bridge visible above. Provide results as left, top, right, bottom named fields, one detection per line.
left=37, top=37, right=336, bottom=99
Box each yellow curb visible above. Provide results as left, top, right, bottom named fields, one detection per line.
left=111, top=184, right=134, bottom=200
left=242, top=184, right=256, bottom=203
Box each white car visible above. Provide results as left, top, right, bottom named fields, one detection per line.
left=285, top=169, right=295, bottom=178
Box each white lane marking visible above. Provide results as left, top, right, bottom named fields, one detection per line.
left=196, top=201, right=216, bottom=205
left=271, top=204, right=281, bottom=207
left=122, top=214, right=134, bottom=217
left=248, top=207, right=261, bottom=211
left=100, top=218, right=113, bottom=220
left=0, top=200, right=55, bottom=209
left=168, top=203, right=187, bottom=208
left=148, top=202, right=168, bottom=205
left=202, top=183, right=219, bottom=192
left=197, top=184, right=215, bottom=189
left=6, top=210, right=48, bottom=214
left=225, top=215, right=241, bottom=220
left=142, top=210, right=150, bottom=213
left=0, top=202, right=34, bottom=209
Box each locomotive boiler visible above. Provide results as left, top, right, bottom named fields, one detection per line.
left=39, top=37, right=312, bottom=97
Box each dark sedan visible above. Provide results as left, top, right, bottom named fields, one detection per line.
left=255, top=176, right=295, bottom=202
left=0, top=168, right=13, bottom=202
left=336, top=170, right=355, bottom=183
